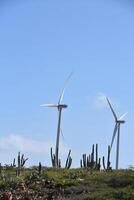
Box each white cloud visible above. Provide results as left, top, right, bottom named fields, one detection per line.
left=0, top=134, right=70, bottom=166
left=94, top=93, right=108, bottom=109
left=0, top=134, right=51, bottom=154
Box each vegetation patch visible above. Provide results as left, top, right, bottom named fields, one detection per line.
left=0, top=168, right=134, bottom=199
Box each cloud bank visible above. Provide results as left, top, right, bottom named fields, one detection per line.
left=0, top=134, right=69, bottom=166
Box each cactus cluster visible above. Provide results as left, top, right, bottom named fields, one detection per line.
left=80, top=144, right=112, bottom=171
left=50, top=147, right=72, bottom=169
left=11, top=152, right=28, bottom=169
left=80, top=144, right=101, bottom=170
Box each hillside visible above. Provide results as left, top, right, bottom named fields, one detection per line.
left=0, top=168, right=134, bottom=199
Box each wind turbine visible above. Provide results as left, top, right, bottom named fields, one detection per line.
left=106, top=97, right=127, bottom=170
left=41, top=72, right=73, bottom=168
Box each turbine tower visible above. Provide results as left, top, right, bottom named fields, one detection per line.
left=106, top=97, right=127, bottom=170
left=41, top=72, right=73, bottom=168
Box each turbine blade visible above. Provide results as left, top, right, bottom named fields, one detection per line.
left=58, top=72, right=73, bottom=104
left=106, top=97, right=118, bottom=121
left=119, top=112, right=128, bottom=120
left=110, top=123, right=118, bottom=150
left=40, top=104, right=58, bottom=107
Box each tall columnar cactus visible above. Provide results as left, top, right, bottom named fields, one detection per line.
left=0, top=163, right=2, bottom=175
left=80, top=144, right=101, bottom=171
left=38, top=162, right=42, bottom=175
left=18, top=152, right=20, bottom=168
left=65, top=150, right=72, bottom=169
left=50, top=147, right=56, bottom=167
left=96, top=144, right=98, bottom=165
left=82, top=154, right=87, bottom=168
left=13, top=158, right=16, bottom=167
left=103, top=145, right=112, bottom=171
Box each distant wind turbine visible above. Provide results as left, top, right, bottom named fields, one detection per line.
left=41, top=72, right=73, bottom=168
left=106, top=97, right=127, bottom=170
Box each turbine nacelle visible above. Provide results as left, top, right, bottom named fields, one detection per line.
left=116, top=119, right=125, bottom=124
left=58, top=104, right=68, bottom=109
left=40, top=104, right=68, bottom=109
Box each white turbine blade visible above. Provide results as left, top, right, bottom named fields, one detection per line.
left=110, top=123, right=118, bottom=150
left=119, top=112, right=128, bottom=120
left=58, top=72, right=73, bottom=104
left=106, top=97, right=118, bottom=121
left=40, top=104, right=58, bottom=107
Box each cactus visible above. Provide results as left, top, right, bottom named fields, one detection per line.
left=38, top=162, right=42, bottom=175
left=91, top=144, right=95, bottom=162
left=96, top=158, right=101, bottom=170
left=58, top=159, right=61, bottom=168
left=102, top=156, right=106, bottom=170
left=0, top=163, right=2, bottom=175
left=18, top=152, right=20, bottom=168
left=83, top=154, right=87, bottom=168
left=96, top=144, right=98, bottom=165
left=20, top=154, right=28, bottom=167
left=80, top=159, right=83, bottom=168
left=50, top=147, right=54, bottom=167
left=13, top=158, right=16, bottom=167
left=68, top=157, right=72, bottom=169
left=107, top=146, right=111, bottom=170
left=50, top=147, right=57, bottom=167
left=65, top=150, right=72, bottom=169
left=103, top=145, right=112, bottom=171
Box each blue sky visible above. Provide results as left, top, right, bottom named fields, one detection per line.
left=0, top=0, right=134, bottom=168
